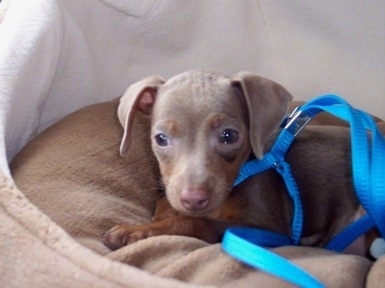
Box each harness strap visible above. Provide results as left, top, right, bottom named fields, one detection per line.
left=299, top=95, right=385, bottom=240
left=223, top=228, right=324, bottom=288
left=234, top=130, right=303, bottom=244
left=222, top=94, right=385, bottom=288
left=324, top=214, right=374, bottom=252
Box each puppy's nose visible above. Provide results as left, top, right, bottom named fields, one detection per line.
left=180, top=188, right=209, bottom=211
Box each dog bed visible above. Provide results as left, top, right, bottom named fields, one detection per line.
left=1, top=1, right=385, bottom=287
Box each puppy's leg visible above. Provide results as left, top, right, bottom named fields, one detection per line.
left=102, top=197, right=242, bottom=250
left=151, top=195, right=179, bottom=221
left=102, top=215, right=236, bottom=250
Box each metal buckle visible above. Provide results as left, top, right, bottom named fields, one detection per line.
left=284, top=107, right=312, bottom=136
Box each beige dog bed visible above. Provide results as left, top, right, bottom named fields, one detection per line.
left=4, top=98, right=384, bottom=287
left=1, top=1, right=385, bottom=287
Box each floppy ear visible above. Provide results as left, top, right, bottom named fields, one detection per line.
left=231, top=72, right=293, bottom=159
left=118, top=75, right=165, bottom=156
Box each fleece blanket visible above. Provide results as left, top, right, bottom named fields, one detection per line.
left=4, top=98, right=382, bottom=288
left=1, top=1, right=385, bottom=287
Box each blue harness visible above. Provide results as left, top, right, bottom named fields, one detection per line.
left=222, top=94, right=385, bottom=288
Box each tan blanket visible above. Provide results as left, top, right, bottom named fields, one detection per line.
left=3, top=99, right=384, bottom=287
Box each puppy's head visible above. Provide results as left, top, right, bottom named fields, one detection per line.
left=118, top=70, right=292, bottom=215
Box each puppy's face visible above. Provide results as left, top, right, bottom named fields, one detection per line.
left=151, top=74, right=251, bottom=215
left=119, top=70, right=292, bottom=216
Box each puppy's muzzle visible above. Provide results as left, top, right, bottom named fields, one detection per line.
left=180, top=188, right=210, bottom=211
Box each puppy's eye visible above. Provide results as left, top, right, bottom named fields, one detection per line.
left=155, top=133, right=170, bottom=147
left=219, top=129, right=239, bottom=144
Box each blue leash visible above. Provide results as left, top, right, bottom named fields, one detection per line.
left=222, top=94, right=385, bottom=288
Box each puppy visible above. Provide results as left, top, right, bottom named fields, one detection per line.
left=103, top=70, right=381, bottom=255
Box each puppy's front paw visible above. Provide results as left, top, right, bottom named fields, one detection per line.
left=102, top=224, right=153, bottom=250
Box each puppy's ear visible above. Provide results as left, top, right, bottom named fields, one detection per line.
left=118, top=75, right=165, bottom=156
left=231, top=72, right=293, bottom=159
